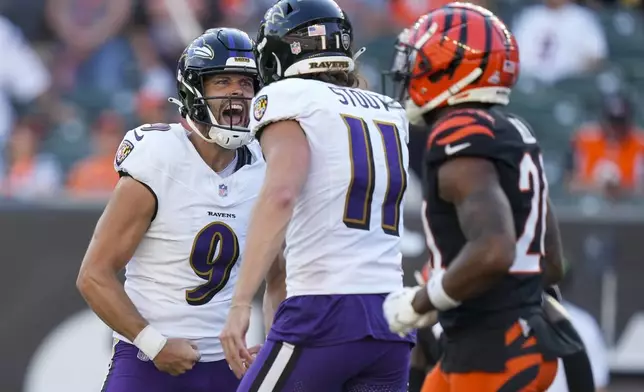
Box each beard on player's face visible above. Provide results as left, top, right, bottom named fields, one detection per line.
left=202, top=73, right=255, bottom=128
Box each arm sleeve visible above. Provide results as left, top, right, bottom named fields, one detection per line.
left=249, top=79, right=313, bottom=139
left=425, top=109, right=500, bottom=166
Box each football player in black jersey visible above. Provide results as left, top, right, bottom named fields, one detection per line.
left=382, top=4, right=593, bottom=392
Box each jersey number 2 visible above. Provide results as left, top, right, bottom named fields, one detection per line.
left=341, top=114, right=407, bottom=237
left=514, top=152, right=548, bottom=273
left=186, top=222, right=240, bottom=306
left=510, top=117, right=547, bottom=273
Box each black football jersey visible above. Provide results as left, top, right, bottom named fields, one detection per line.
left=422, top=107, right=547, bottom=333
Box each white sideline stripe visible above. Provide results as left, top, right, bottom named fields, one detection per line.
left=257, top=343, right=295, bottom=392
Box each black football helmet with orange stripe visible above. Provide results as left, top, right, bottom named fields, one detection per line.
left=384, top=3, right=520, bottom=125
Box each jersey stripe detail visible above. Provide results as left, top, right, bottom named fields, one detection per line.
left=427, top=115, right=476, bottom=147
left=249, top=342, right=301, bottom=392
left=436, top=124, right=495, bottom=145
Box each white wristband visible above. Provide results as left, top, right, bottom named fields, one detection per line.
left=427, top=270, right=461, bottom=311
left=133, top=325, right=167, bottom=360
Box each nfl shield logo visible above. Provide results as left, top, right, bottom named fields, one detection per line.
left=341, top=33, right=351, bottom=51
left=219, top=184, right=228, bottom=197
left=290, top=41, right=302, bottom=55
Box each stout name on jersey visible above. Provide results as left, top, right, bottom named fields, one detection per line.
left=328, top=86, right=403, bottom=111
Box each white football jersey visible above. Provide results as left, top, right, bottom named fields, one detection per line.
left=249, top=79, right=410, bottom=297
left=112, top=123, right=265, bottom=361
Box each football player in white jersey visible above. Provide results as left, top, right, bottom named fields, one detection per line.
left=76, top=28, right=285, bottom=392
left=219, top=1, right=413, bottom=390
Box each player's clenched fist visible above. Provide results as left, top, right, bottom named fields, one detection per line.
left=153, top=338, right=201, bottom=376
left=383, top=287, right=438, bottom=336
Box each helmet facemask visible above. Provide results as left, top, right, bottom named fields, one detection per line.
left=382, top=28, right=417, bottom=104
left=177, top=64, right=259, bottom=149
left=382, top=23, right=447, bottom=124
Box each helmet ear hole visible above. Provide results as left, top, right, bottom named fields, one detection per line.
left=186, top=70, right=198, bottom=83
left=264, top=55, right=275, bottom=71
left=419, top=57, right=431, bottom=73
left=198, top=106, right=208, bottom=122
left=191, top=102, right=209, bottom=123
left=261, top=54, right=281, bottom=83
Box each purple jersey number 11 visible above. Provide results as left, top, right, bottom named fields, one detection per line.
left=342, top=114, right=407, bottom=237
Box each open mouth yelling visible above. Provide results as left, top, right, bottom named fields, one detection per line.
left=219, top=102, right=247, bottom=127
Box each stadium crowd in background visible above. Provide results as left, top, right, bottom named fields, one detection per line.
left=0, top=1, right=640, bottom=391
left=0, top=0, right=643, bottom=201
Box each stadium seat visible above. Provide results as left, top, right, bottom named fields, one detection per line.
left=42, top=124, right=91, bottom=175
left=511, top=77, right=558, bottom=110
left=616, top=57, right=644, bottom=84
left=497, top=0, right=539, bottom=26
left=554, top=77, right=601, bottom=105
left=508, top=88, right=587, bottom=157
left=625, top=89, right=644, bottom=127
left=597, top=8, right=644, bottom=58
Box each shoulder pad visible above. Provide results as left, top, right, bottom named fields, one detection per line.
left=426, top=109, right=498, bottom=164
left=115, top=123, right=184, bottom=178
left=249, top=79, right=312, bottom=137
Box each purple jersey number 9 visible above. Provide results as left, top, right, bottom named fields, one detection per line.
left=185, top=221, right=240, bottom=306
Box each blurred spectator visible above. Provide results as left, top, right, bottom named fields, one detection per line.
left=139, top=0, right=218, bottom=71
left=46, top=0, right=132, bottom=94
left=565, top=93, right=644, bottom=198
left=66, top=111, right=122, bottom=198
left=513, top=0, right=607, bottom=84
left=128, top=29, right=174, bottom=100
left=1, top=118, right=62, bottom=199
left=0, top=16, right=50, bottom=151
left=0, top=0, right=641, bottom=204
left=1, top=0, right=49, bottom=41
left=136, top=92, right=171, bottom=126
left=219, top=0, right=266, bottom=27
left=390, top=0, right=492, bottom=26
left=40, top=101, right=91, bottom=175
